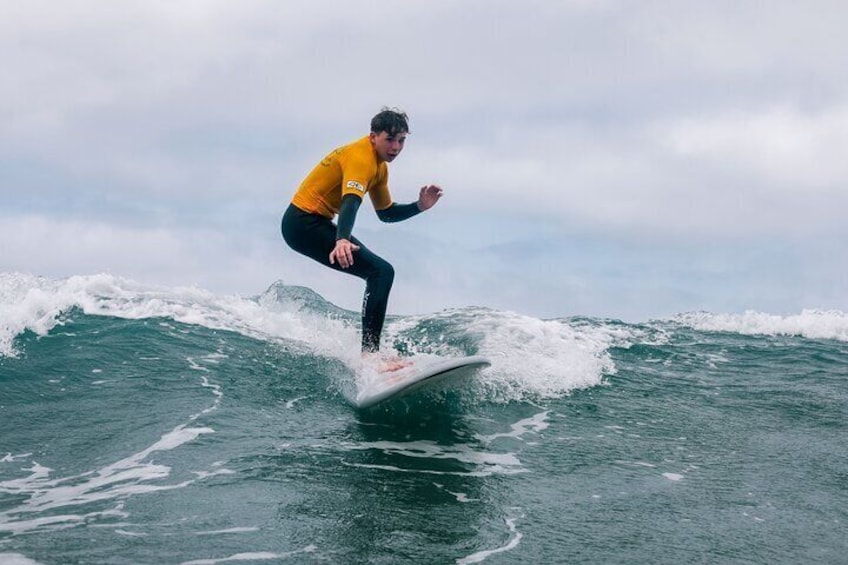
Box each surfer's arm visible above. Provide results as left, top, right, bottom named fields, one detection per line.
left=376, top=185, right=443, bottom=223
left=330, top=194, right=362, bottom=268
left=376, top=202, right=420, bottom=223
left=336, top=193, right=361, bottom=240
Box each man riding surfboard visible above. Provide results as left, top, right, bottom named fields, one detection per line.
left=281, top=108, right=442, bottom=371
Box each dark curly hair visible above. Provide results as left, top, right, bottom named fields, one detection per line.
left=370, top=107, right=410, bottom=136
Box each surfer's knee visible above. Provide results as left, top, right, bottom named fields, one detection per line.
left=379, top=260, right=394, bottom=283
left=366, top=256, right=394, bottom=286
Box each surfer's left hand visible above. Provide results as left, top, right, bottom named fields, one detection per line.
left=417, top=185, right=443, bottom=211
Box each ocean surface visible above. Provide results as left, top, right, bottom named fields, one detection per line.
left=1, top=273, right=846, bottom=564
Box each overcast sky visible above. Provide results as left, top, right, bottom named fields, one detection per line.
left=2, top=0, right=846, bottom=320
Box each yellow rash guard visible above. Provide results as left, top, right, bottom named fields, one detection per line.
left=291, top=136, right=393, bottom=219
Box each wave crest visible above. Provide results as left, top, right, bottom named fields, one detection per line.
left=671, top=309, right=848, bottom=342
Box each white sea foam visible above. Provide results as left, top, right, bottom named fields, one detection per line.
left=466, top=311, right=634, bottom=400
left=475, top=411, right=550, bottom=443
left=1, top=453, right=32, bottom=463
left=180, top=546, right=317, bottom=565
left=382, top=307, right=638, bottom=402
left=0, top=272, right=356, bottom=359
left=0, top=424, right=215, bottom=534
left=0, top=553, right=45, bottom=565
left=341, top=439, right=524, bottom=477
left=114, top=529, right=148, bottom=537
left=673, top=309, right=848, bottom=341
left=194, top=527, right=260, bottom=535
left=433, top=483, right=478, bottom=502
left=1, top=273, right=631, bottom=402
left=457, top=510, right=524, bottom=564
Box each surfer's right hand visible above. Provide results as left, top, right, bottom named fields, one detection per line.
left=330, top=239, right=360, bottom=269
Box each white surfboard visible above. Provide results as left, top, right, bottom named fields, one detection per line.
left=355, top=355, right=491, bottom=409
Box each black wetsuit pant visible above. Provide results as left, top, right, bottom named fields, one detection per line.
left=281, top=204, right=394, bottom=353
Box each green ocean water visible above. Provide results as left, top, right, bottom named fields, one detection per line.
left=1, top=274, right=847, bottom=564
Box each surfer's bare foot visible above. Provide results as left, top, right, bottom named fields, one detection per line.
left=363, top=352, right=412, bottom=373
left=379, top=357, right=413, bottom=373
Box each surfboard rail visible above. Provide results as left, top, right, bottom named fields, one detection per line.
left=355, top=355, right=491, bottom=409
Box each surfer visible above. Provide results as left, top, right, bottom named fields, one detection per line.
left=281, top=108, right=443, bottom=371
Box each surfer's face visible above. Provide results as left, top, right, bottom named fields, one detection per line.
left=370, top=131, right=407, bottom=163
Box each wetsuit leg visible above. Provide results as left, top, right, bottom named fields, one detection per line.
left=281, top=204, right=394, bottom=352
